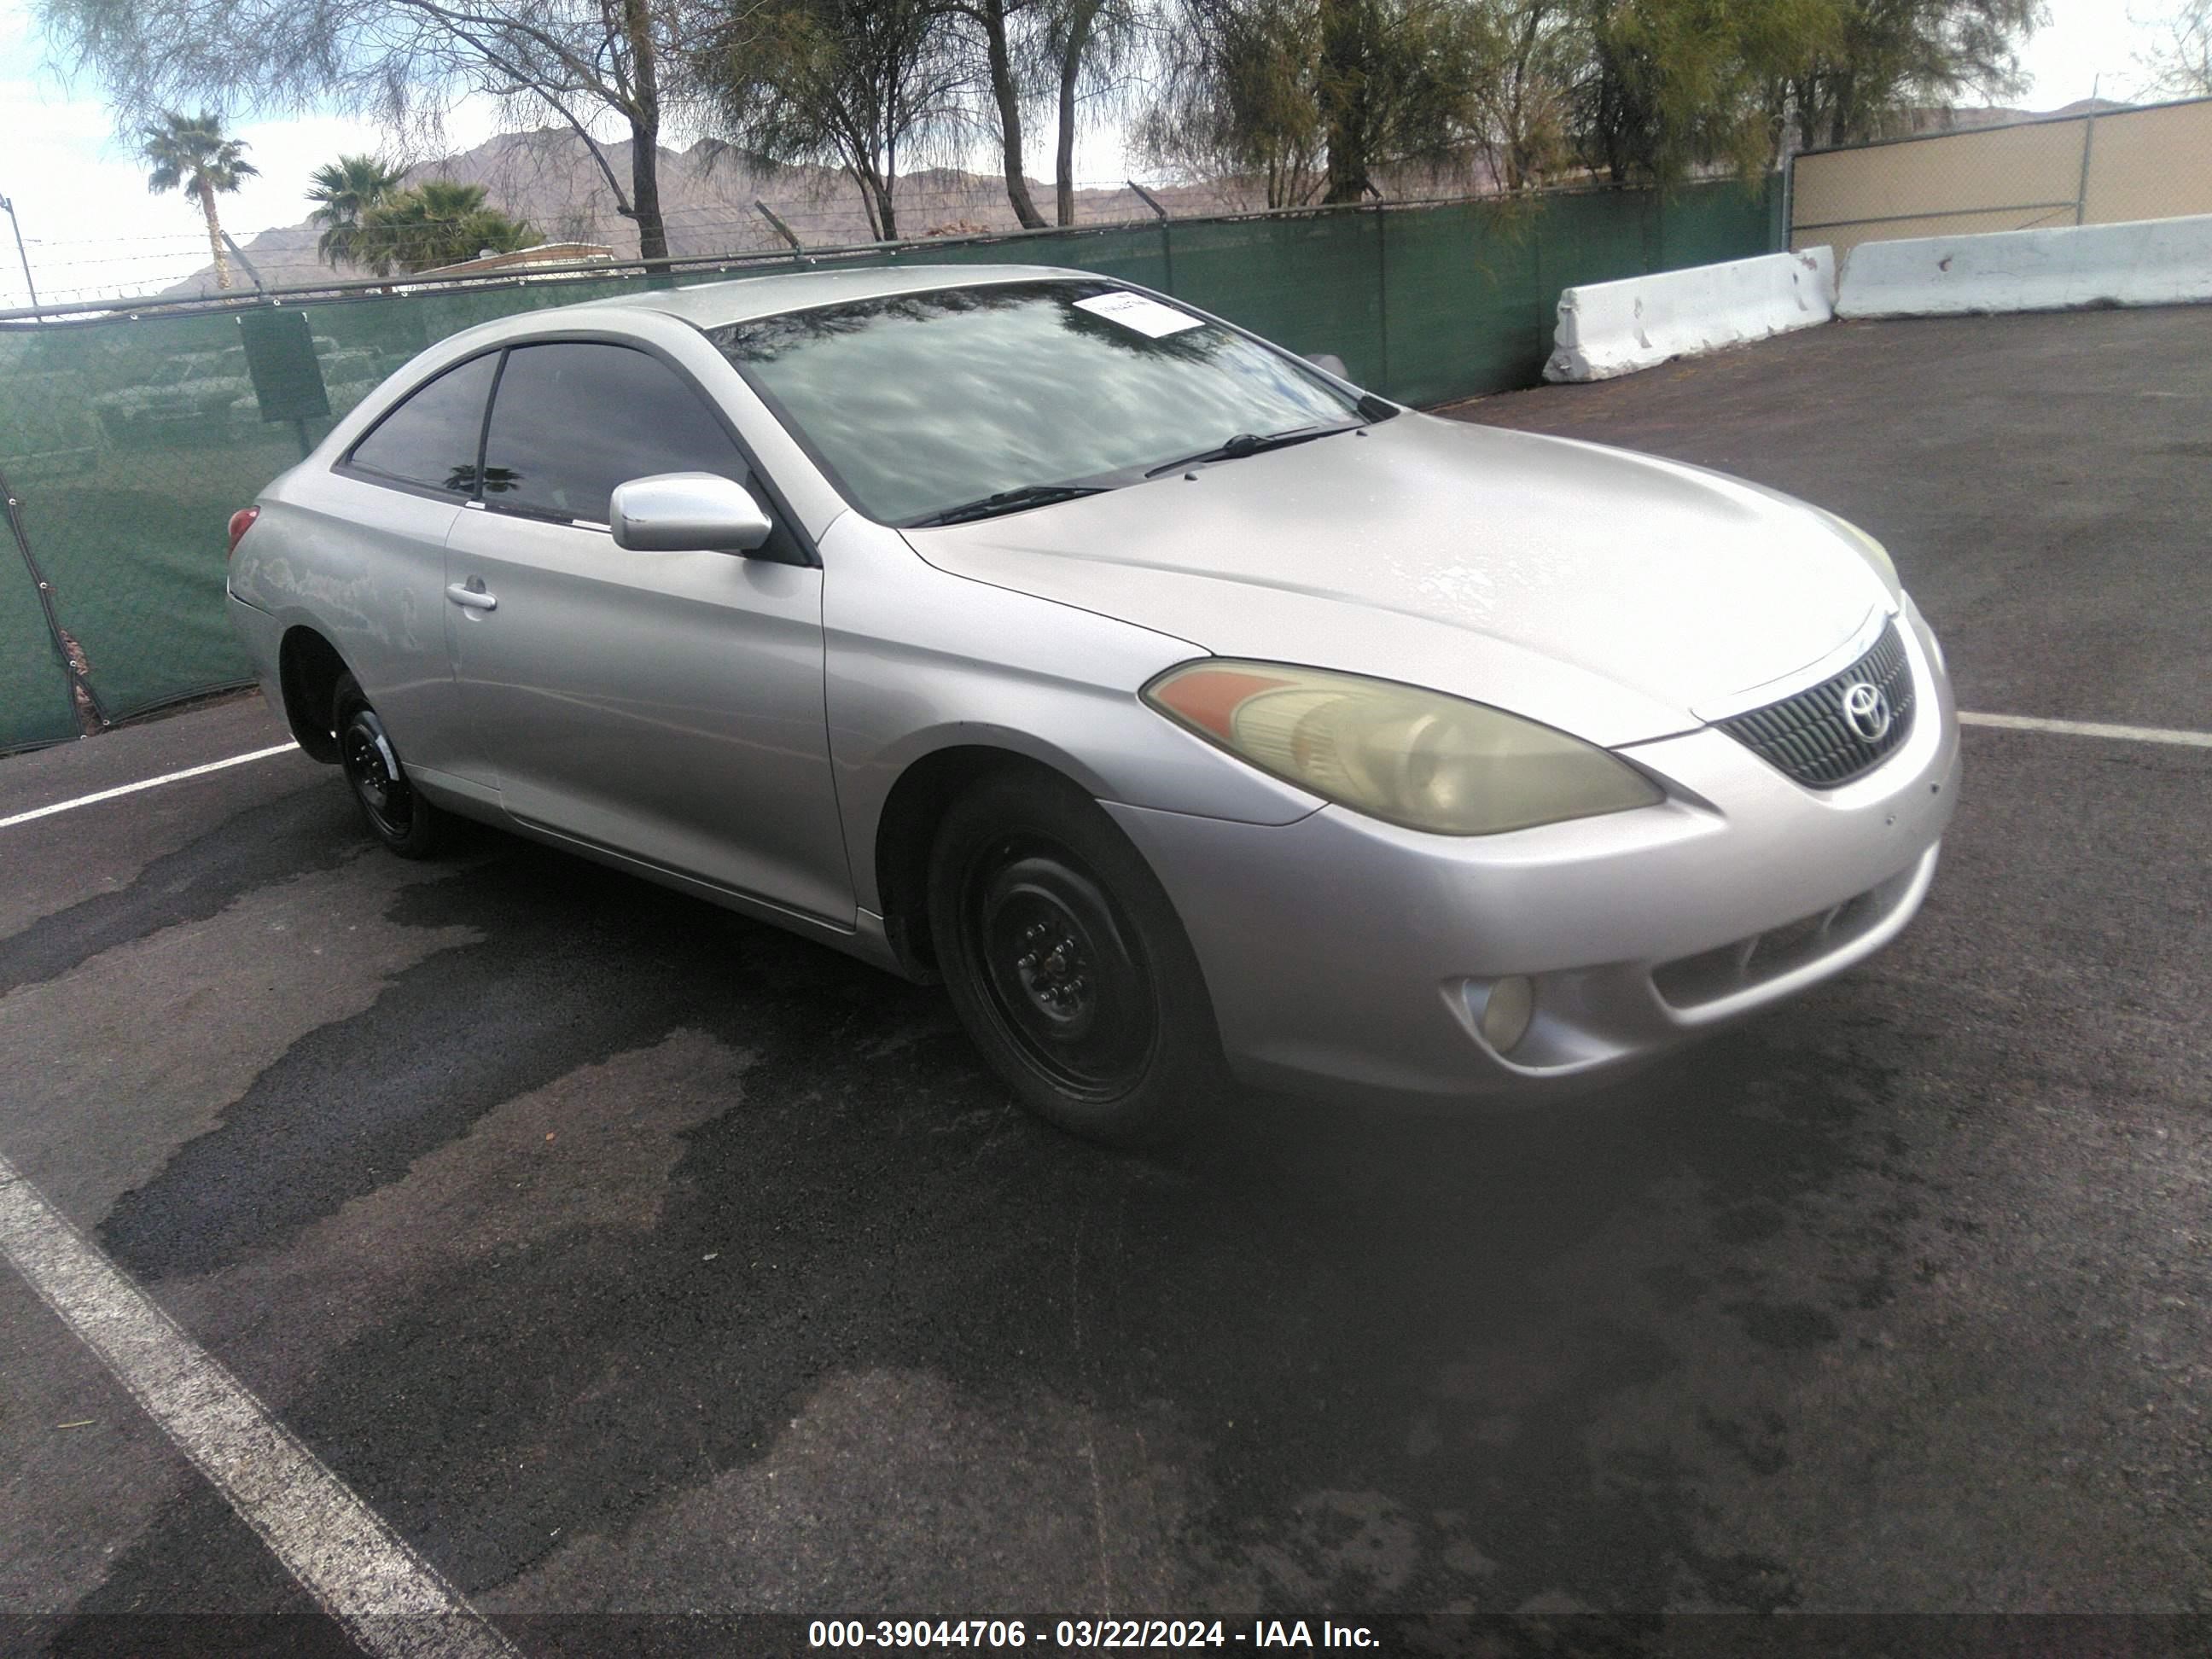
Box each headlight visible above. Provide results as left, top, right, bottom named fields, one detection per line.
left=1820, top=509, right=1901, bottom=602
left=1144, top=661, right=1663, bottom=835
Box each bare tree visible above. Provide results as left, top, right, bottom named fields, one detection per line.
left=2132, top=0, right=2211, bottom=96
left=1767, top=0, right=2045, bottom=155
left=1313, top=0, right=1489, bottom=201
left=1139, top=0, right=1328, bottom=207
left=39, top=0, right=687, bottom=263
left=1490, top=0, right=2042, bottom=187
left=1569, top=0, right=1834, bottom=184
left=695, top=0, right=969, bottom=240
left=945, top=0, right=1141, bottom=228
left=1140, top=0, right=1485, bottom=207
left=948, top=0, right=1051, bottom=226
left=1040, top=0, right=1145, bottom=223
left=1465, top=1, right=1573, bottom=189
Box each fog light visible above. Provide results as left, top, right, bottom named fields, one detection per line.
left=1478, top=975, right=1534, bottom=1054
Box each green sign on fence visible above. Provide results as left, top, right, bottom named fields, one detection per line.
left=238, top=307, right=331, bottom=425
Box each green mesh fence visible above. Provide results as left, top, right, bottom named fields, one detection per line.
left=1656, top=175, right=1779, bottom=269
left=6, top=310, right=265, bottom=724
left=889, top=221, right=1172, bottom=289
left=1174, top=211, right=1391, bottom=387
left=0, top=177, right=1775, bottom=752
left=1384, top=198, right=1544, bottom=402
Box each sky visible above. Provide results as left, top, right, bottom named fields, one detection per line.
left=0, top=0, right=2178, bottom=311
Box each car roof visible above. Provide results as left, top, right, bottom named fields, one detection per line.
left=570, top=262, right=1095, bottom=329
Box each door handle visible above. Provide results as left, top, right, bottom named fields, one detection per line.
left=445, top=580, right=497, bottom=612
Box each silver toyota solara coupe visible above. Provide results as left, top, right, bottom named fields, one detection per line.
left=224, top=265, right=1959, bottom=1144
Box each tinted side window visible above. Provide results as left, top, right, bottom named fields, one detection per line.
left=481, top=342, right=754, bottom=528
left=346, top=353, right=498, bottom=494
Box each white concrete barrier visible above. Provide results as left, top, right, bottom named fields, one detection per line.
left=1544, top=247, right=1837, bottom=382
left=1837, top=214, right=2212, bottom=317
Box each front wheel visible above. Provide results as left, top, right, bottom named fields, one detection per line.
left=332, top=672, right=442, bottom=859
left=927, top=771, right=1228, bottom=1145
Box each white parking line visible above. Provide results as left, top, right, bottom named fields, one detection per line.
left=0, top=1153, right=519, bottom=1659
left=0, top=742, right=300, bottom=830
left=1959, top=712, right=2212, bottom=748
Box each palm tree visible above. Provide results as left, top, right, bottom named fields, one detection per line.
left=355, top=180, right=539, bottom=276
left=140, top=110, right=259, bottom=292
left=306, top=154, right=409, bottom=270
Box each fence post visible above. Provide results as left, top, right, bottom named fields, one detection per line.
left=754, top=201, right=802, bottom=252
left=1127, top=181, right=1173, bottom=294
left=2074, top=110, right=2098, bottom=225
left=1374, top=202, right=1390, bottom=395
left=1530, top=201, right=1546, bottom=377
left=219, top=230, right=266, bottom=294
left=1, top=458, right=101, bottom=735
left=0, top=195, right=37, bottom=315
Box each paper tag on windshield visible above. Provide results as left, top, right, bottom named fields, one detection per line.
left=1074, top=291, right=1205, bottom=339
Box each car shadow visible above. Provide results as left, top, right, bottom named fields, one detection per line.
left=82, top=821, right=1918, bottom=1618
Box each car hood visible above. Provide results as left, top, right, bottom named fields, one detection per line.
left=904, top=412, right=1895, bottom=747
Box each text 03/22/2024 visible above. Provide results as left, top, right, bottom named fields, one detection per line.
left=806, top=1619, right=1382, bottom=1648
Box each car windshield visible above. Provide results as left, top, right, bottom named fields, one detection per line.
left=708, top=281, right=1375, bottom=525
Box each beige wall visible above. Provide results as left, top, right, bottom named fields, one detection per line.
left=1790, top=98, right=2212, bottom=258
left=2083, top=100, right=2212, bottom=224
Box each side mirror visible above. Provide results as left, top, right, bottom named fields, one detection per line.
left=1304, top=352, right=1350, bottom=380
left=610, top=472, right=773, bottom=554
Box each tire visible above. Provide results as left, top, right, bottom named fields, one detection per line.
left=927, top=770, right=1228, bottom=1146
left=332, top=672, right=443, bottom=859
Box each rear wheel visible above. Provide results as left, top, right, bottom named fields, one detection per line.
left=332, top=672, right=442, bottom=859
left=927, top=771, right=1226, bottom=1145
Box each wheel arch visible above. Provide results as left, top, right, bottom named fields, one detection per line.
left=869, top=742, right=1094, bottom=980
left=276, top=625, right=349, bottom=763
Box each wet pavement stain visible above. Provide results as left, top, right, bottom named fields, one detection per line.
left=74, top=818, right=1916, bottom=1613
left=93, top=839, right=947, bottom=1280
left=1718, top=1302, right=1840, bottom=1353
left=52, top=745, right=2178, bottom=1624
left=0, top=785, right=360, bottom=999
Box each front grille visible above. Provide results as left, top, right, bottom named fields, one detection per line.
left=1717, top=620, right=1915, bottom=789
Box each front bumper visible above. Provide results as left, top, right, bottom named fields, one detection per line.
left=1107, top=600, right=1960, bottom=1104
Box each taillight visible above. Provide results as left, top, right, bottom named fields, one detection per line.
left=226, top=505, right=259, bottom=557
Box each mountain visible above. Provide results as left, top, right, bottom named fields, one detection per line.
left=159, top=128, right=1265, bottom=300
left=165, top=97, right=2139, bottom=300
left=1870, top=96, right=2139, bottom=138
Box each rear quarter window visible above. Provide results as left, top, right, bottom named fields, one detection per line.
left=346, top=352, right=499, bottom=495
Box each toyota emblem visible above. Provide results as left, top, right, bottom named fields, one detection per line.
left=1841, top=681, right=1892, bottom=743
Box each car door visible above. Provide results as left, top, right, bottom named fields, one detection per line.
left=323, top=349, right=502, bottom=783
left=443, top=338, right=853, bottom=926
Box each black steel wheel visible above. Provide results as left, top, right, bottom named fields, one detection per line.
left=968, top=844, right=1156, bottom=1101
left=928, top=770, right=1227, bottom=1145
left=331, top=672, right=442, bottom=859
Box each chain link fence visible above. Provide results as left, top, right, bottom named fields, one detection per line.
left=0, top=176, right=1776, bottom=754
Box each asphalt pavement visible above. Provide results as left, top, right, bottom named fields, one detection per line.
left=1, top=307, right=2206, bottom=1655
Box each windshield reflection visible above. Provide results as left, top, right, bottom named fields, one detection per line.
left=711, top=283, right=1371, bottom=525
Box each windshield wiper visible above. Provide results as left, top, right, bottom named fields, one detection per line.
left=1144, top=422, right=1354, bottom=478
left=905, top=483, right=1112, bottom=528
